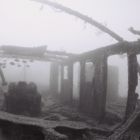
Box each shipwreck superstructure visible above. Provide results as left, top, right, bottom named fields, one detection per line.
left=0, top=42, right=139, bottom=139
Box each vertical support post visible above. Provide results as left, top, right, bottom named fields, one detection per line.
left=0, top=67, right=7, bottom=85
left=67, top=63, right=73, bottom=104
left=125, top=53, right=138, bottom=119
left=60, top=64, right=64, bottom=97
left=79, top=60, right=86, bottom=110
left=92, top=55, right=108, bottom=119
left=60, top=63, right=73, bottom=104
left=50, top=62, right=59, bottom=95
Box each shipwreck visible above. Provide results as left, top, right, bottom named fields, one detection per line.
left=0, top=0, right=140, bottom=139
left=0, top=40, right=139, bottom=140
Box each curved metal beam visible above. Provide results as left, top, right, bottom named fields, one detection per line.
left=32, top=0, right=124, bottom=42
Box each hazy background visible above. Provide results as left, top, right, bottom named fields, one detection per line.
left=0, top=0, right=140, bottom=53
left=0, top=0, right=140, bottom=97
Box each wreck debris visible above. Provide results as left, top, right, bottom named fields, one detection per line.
left=108, top=108, right=140, bottom=140
left=4, top=81, right=41, bottom=116
left=0, top=110, right=93, bottom=140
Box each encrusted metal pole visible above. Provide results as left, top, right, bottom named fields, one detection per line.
left=67, top=62, right=73, bottom=104
left=79, top=60, right=86, bottom=111
left=92, top=54, right=108, bottom=119
left=60, top=64, right=64, bottom=97
left=125, top=53, right=138, bottom=120
left=0, top=66, right=7, bottom=85
left=33, top=0, right=124, bottom=42
left=50, top=62, right=59, bottom=95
